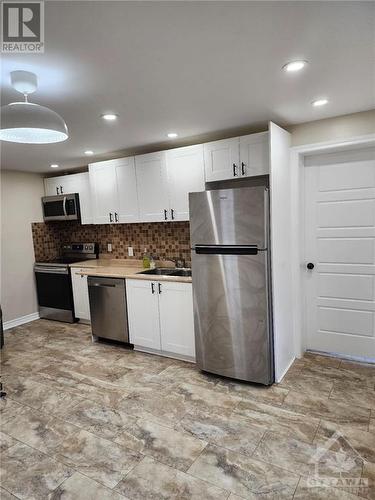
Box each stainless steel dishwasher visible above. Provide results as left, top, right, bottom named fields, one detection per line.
left=88, top=276, right=129, bottom=342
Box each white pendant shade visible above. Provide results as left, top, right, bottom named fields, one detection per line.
left=0, top=101, right=68, bottom=144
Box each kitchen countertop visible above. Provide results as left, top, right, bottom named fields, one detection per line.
left=70, top=259, right=192, bottom=283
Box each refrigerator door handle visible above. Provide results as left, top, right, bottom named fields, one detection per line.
left=193, top=245, right=260, bottom=255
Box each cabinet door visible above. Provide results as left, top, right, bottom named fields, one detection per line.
left=89, top=161, right=117, bottom=224
left=204, top=137, right=240, bottom=182
left=44, top=177, right=63, bottom=196
left=126, top=279, right=161, bottom=349
left=239, top=132, right=269, bottom=177
left=166, top=145, right=205, bottom=221
left=72, top=172, right=93, bottom=225
left=158, top=282, right=195, bottom=358
left=135, top=151, right=170, bottom=222
left=71, top=268, right=90, bottom=320
left=115, top=157, right=139, bottom=223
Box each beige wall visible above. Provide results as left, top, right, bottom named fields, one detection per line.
left=287, top=109, right=375, bottom=146
left=1, top=170, right=44, bottom=323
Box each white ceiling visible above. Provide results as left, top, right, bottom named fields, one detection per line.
left=1, top=1, right=374, bottom=173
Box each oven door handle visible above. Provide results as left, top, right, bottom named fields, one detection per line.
left=63, top=196, right=67, bottom=217
left=34, top=266, right=69, bottom=275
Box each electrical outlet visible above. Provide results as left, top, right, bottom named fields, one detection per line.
left=107, top=243, right=112, bottom=252
left=128, top=246, right=134, bottom=257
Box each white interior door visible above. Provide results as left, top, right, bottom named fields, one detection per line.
left=304, top=147, right=375, bottom=360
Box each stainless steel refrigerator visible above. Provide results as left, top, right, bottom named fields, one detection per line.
left=189, top=186, right=274, bottom=385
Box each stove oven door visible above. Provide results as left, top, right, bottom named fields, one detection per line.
left=34, top=265, right=75, bottom=323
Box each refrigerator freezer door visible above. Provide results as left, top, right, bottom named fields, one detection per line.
left=189, top=187, right=267, bottom=248
left=192, top=251, right=273, bottom=384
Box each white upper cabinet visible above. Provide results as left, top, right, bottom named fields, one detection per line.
left=89, top=157, right=138, bottom=224
left=44, top=175, right=75, bottom=196
left=136, top=151, right=170, bottom=222
left=114, top=157, right=139, bottom=223
left=204, top=137, right=240, bottom=182
left=239, top=132, right=269, bottom=177
left=44, top=172, right=93, bottom=225
left=86, top=130, right=271, bottom=225
left=204, top=133, right=269, bottom=182
left=89, top=160, right=118, bottom=224
left=166, top=144, right=205, bottom=221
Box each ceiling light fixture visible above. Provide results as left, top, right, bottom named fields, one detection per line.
left=50, top=164, right=59, bottom=168
left=167, top=132, right=178, bottom=139
left=101, top=113, right=118, bottom=121
left=312, top=98, right=328, bottom=107
left=0, top=71, right=68, bottom=144
left=283, top=60, right=308, bottom=72
left=84, top=150, right=94, bottom=156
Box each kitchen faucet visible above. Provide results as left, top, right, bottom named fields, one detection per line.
left=163, top=256, right=186, bottom=268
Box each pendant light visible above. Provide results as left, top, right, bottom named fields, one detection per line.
left=0, top=71, right=68, bottom=144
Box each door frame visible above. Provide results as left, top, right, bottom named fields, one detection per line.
left=290, top=133, right=375, bottom=362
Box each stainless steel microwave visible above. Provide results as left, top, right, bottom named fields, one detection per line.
left=42, top=193, right=81, bottom=222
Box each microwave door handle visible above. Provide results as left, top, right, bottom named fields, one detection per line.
left=63, top=196, right=67, bottom=217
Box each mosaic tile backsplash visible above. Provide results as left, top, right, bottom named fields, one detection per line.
left=32, top=221, right=191, bottom=263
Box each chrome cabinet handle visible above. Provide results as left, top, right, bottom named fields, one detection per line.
left=171, top=209, right=175, bottom=220
left=109, top=213, right=113, bottom=223
left=115, top=212, right=119, bottom=222
left=233, top=163, right=238, bottom=177
left=151, top=282, right=155, bottom=294
left=158, top=283, right=162, bottom=294
left=241, top=162, right=246, bottom=176
left=164, top=209, right=168, bottom=220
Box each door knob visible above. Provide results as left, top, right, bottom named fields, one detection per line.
left=307, top=262, right=315, bottom=270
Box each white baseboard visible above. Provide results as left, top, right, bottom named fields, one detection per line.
left=275, top=356, right=296, bottom=383
left=307, top=349, right=375, bottom=365
left=3, top=312, right=40, bottom=330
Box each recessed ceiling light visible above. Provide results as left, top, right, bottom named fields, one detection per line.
left=167, top=132, right=178, bottom=139
left=101, top=113, right=118, bottom=121
left=283, top=60, right=308, bottom=72
left=50, top=164, right=59, bottom=168
left=312, top=98, right=328, bottom=107
left=84, top=150, right=94, bottom=156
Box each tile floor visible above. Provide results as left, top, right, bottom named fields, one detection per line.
left=0, top=319, right=374, bottom=499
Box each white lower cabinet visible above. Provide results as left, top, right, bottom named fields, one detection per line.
left=71, top=268, right=91, bottom=321
left=158, top=281, right=195, bottom=357
left=126, top=279, right=195, bottom=360
left=126, top=279, right=161, bottom=350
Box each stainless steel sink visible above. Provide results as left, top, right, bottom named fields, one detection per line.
left=169, top=269, right=192, bottom=277
left=137, top=268, right=192, bottom=277
left=137, top=268, right=177, bottom=276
